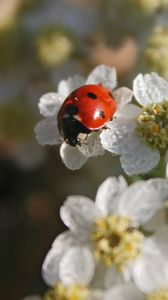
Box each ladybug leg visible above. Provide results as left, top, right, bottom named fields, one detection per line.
left=109, top=116, right=115, bottom=121
left=76, top=137, right=81, bottom=146
left=102, top=125, right=111, bottom=130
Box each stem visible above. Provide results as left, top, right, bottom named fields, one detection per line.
left=146, top=155, right=167, bottom=179
left=143, top=155, right=167, bottom=179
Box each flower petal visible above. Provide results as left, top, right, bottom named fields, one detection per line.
left=117, top=179, right=167, bottom=223
left=60, top=196, right=101, bottom=239
left=38, top=93, right=64, bottom=118
left=143, top=209, right=166, bottom=231
left=100, top=117, right=160, bottom=175
left=133, top=239, right=168, bottom=293
left=133, top=72, right=168, bottom=106
left=87, top=290, right=104, bottom=300
left=115, top=103, right=142, bottom=119
left=95, top=176, right=128, bottom=215
left=100, top=119, right=137, bottom=155
left=86, top=65, right=117, bottom=90
left=104, top=267, right=124, bottom=289
left=79, top=132, right=105, bottom=158
left=58, top=75, right=85, bottom=97
left=120, top=141, right=160, bottom=176
left=60, top=142, right=87, bottom=170
left=35, top=119, right=62, bottom=145
left=59, top=246, right=95, bottom=285
left=42, top=231, right=77, bottom=286
left=90, top=263, right=107, bottom=289
left=146, top=178, right=168, bottom=202
left=152, top=225, right=168, bottom=259
left=113, top=87, right=133, bottom=112
left=105, top=284, right=143, bottom=300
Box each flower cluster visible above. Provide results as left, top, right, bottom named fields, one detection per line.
left=29, top=65, right=168, bottom=300
left=25, top=176, right=168, bottom=300
left=35, top=65, right=168, bottom=176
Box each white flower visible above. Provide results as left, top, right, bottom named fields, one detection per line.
left=101, top=72, right=168, bottom=175
left=42, top=176, right=168, bottom=289
left=35, top=65, right=132, bottom=170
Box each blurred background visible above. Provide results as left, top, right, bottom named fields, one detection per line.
left=0, top=0, right=168, bottom=299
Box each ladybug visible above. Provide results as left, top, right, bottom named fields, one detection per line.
left=57, top=84, right=116, bottom=146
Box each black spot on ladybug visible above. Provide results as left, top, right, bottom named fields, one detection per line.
left=108, top=92, right=113, bottom=98
left=87, top=92, right=97, bottom=99
left=66, top=105, right=79, bottom=116
left=99, top=111, right=105, bottom=119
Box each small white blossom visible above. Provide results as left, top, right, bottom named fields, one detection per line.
left=101, top=72, right=168, bottom=175
left=42, top=176, right=168, bottom=289
left=35, top=65, right=132, bottom=170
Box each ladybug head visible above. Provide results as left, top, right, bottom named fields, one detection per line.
left=57, top=106, right=91, bottom=147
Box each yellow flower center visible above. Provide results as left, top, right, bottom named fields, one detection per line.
left=146, top=287, right=168, bottom=300
left=91, top=215, right=143, bottom=270
left=44, top=284, right=88, bottom=300
left=137, top=101, right=168, bottom=152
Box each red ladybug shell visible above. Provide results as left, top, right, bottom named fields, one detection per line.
left=57, top=84, right=116, bottom=130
